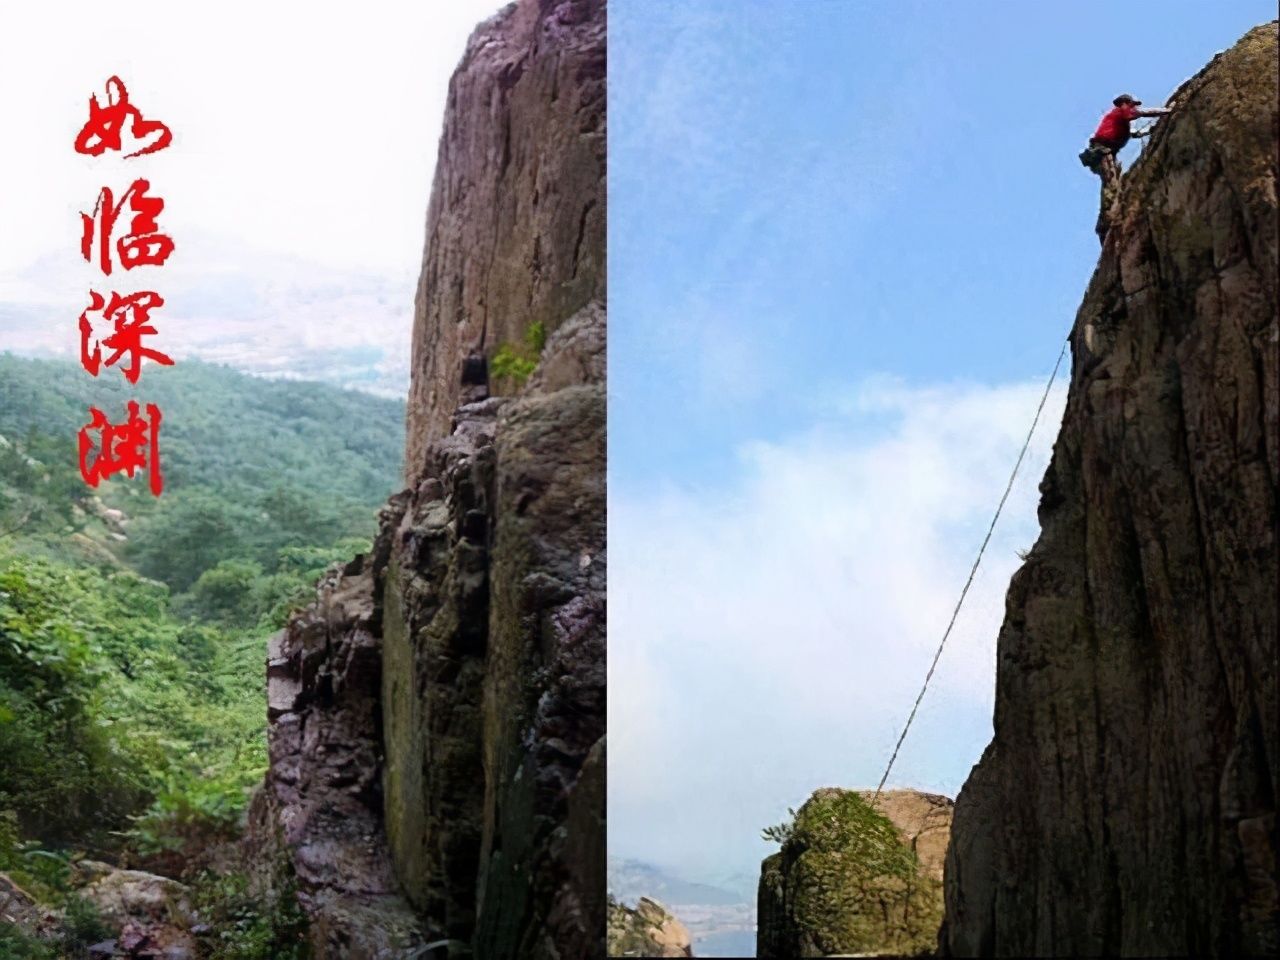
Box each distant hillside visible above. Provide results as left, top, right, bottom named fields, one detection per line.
left=608, top=858, right=743, bottom=907
left=0, top=353, right=405, bottom=591
left=0, top=353, right=404, bottom=503
left=0, top=352, right=410, bottom=941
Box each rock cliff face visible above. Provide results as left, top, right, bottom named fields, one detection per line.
left=248, top=2, right=606, bottom=958
left=943, top=23, right=1278, bottom=958
left=607, top=897, right=694, bottom=958
left=757, top=788, right=952, bottom=958
left=405, top=0, right=606, bottom=469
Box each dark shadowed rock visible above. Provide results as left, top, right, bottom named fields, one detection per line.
left=942, top=22, right=1278, bottom=958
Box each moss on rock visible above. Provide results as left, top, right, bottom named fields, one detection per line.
left=758, top=789, right=947, bottom=958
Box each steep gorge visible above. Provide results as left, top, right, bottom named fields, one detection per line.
left=247, top=2, right=606, bottom=958
left=942, top=23, right=1278, bottom=957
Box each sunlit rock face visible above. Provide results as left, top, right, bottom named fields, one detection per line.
left=608, top=897, right=694, bottom=958
left=250, top=1, right=606, bottom=957
left=943, top=22, right=1278, bottom=958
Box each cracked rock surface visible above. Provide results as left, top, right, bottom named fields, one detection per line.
left=942, top=22, right=1278, bottom=958
left=248, top=2, right=605, bottom=957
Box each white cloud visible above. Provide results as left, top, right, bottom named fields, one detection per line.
left=0, top=231, right=417, bottom=395
left=607, top=374, right=1067, bottom=883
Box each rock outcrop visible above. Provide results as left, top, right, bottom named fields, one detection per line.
left=248, top=1, right=606, bottom=958
left=607, top=897, right=694, bottom=958
left=942, top=23, right=1278, bottom=958
left=77, top=863, right=200, bottom=960
left=0, top=873, right=56, bottom=940
left=249, top=537, right=429, bottom=959
left=757, top=788, right=952, bottom=958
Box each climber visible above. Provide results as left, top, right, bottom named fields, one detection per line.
left=1079, top=94, right=1172, bottom=240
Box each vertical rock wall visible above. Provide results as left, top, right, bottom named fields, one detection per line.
left=251, top=2, right=606, bottom=958
left=405, top=0, right=606, bottom=474
left=943, top=23, right=1278, bottom=957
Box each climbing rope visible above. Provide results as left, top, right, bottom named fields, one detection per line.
left=870, top=335, right=1072, bottom=808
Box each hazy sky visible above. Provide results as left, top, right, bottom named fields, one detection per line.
left=608, top=0, right=1276, bottom=893
left=0, top=0, right=508, bottom=393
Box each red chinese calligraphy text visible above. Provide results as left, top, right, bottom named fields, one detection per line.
left=80, top=179, right=174, bottom=276
left=74, top=76, right=173, bottom=158
left=78, top=401, right=164, bottom=495
left=79, top=290, right=174, bottom=384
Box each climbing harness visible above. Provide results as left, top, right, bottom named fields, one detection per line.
left=869, top=335, right=1072, bottom=808
left=1078, top=143, right=1108, bottom=169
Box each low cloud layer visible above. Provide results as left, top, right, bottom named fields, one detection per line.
left=0, top=234, right=415, bottom=397
left=608, top=375, right=1067, bottom=886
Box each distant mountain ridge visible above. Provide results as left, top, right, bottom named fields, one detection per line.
left=0, top=352, right=404, bottom=503
left=0, top=352, right=405, bottom=594
left=608, top=858, right=744, bottom=907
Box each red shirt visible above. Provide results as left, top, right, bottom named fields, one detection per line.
left=1093, top=104, right=1141, bottom=147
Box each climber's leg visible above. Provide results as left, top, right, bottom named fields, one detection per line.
left=1095, top=148, right=1121, bottom=242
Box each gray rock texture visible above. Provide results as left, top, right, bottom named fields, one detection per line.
left=247, top=1, right=605, bottom=957
left=942, top=22, right=1278, bottom=958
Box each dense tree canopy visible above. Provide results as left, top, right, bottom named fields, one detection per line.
left=0, top=353, right=404, bottom=893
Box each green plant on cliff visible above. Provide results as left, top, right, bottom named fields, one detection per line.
left=489, top=320, right=547, bottom=388
left=762, top=806, right=796, bottom=844
left=764, top=791, right=943, bottom=957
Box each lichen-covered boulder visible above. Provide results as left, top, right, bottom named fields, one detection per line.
left=757, top=789, right=949, bottom=958
left=608, top=896, right=693, bottom=958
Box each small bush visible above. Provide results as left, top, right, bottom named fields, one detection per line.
left=761, top=807, right=796, bottom=844
left=489, top=320, right=548, bottom=388
left=524, top=320, right=547, bottom=354
left=0, top=923, right=59, bottom=960
left=490, top=344, right=538, bottom=385
left=59, top=896, right=113, bottom=954
left=192, top=870, right=309, bottom=960
left=126, top=775, right=246, bottom=858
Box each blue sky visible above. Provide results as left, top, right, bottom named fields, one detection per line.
left=609, top=0, right=1275, bottom=491
left=607, top=0, right=1275, bottom=911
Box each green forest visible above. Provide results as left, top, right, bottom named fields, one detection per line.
left=0, top=354, right=404, bottom=958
